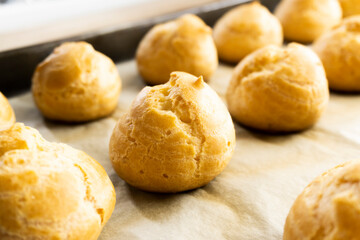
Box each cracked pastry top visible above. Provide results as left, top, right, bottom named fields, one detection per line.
left=0, top=123, right=116, bottom=239
left=109, top=71, right=235, bottom=193
left=136, top=14, right=218, bottom=85
left=32, top=41, right=122, bottom=122
left=213, top=1, right=283, bottom=63
left=0, top=92, right=15, bottom=131
left=313, top=16, right=360, bottom=92
left=283, top=160, right=360, bottom=240
left=275, top=0, right=342, bottom=43
left=226, top=43, right=329, bottom=132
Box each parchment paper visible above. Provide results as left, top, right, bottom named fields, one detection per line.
left=9, top=60, right=360, bottom=240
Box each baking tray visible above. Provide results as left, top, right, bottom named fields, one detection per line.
left=0, top=0, right=281, bottom=96
left=9, top=1, right=357, bottom=240
left=9, top=47, right=360, bottom=240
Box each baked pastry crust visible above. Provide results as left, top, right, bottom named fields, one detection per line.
left=275, top=0, right=342, bottom=43
left=0, top=123, right=116, bottom=239
left=0, top=92, right=15, bottom=131
left=136, top=14, right=218, bottom=85
left=226, top=43, right=329, bottom=132
left=339, top=0, right=360, bottom=17
left=109, top=72, right=235, bottom=193
left=32, top=41, right=121, bottom=122
left=313, top=16, right=360, bottom=92
left=213, top=1, right=283, bottom=63
left=284, top=160, right=360, bottom=240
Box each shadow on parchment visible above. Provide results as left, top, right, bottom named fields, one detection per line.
left=126, top=184, right=196, bottom=221
left=330, top=90, right=360, bottom=96
left=233, top=120, right=304, bottom=145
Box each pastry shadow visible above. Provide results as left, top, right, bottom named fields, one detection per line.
left=330, top=89, right=360, bottom=96
left=233, top=119, right=311, bottom=144
left=42, top=113, right=114, bottom=127
left=219, top=59, right=239, bottom=67
left=234, top=120, right=306, bottom=135
left=126, top=184, right=198, bottom=221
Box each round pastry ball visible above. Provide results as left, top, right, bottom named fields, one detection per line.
left=226, top=43, right=329, bottom=132
left=339, top=0, right=360, bottom=17
left=109, top=71, right=235, bottom=193
left=313, top=16, right=360, bottom=92
left=284, top=160, right=360, bottom=239
left=0, top=92, right=15, bottom=131
left=213, top=1, right=283, bottom=63
left=136, top=14, right=218, bottom=85
left=0, top=123, right=116, bottom=239
left=275, top=0, right=342, bottom=43
left=32, top=41, right=121, bottom=122
left=0, top=123, right=48, bottom=156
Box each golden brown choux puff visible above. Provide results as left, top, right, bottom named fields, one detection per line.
left=283, top=160, right=360, bottom=240
left=136, top=14, right=218, bottom=85
left=275, top=0, right=342, bottom=43
left=213, top=1, right=283, bottom=63
left=32, top=41, right=121, bottom=122
left=339, top=0, right=360, bottom=17
left=313, top=16, right=360, bottom=92
left=109, top=72, right=235, bottom=193
left=0, top=123, right=116, bottom=239
left=0, top=92, right=15, bottom=131
left=226, top=43, right=329, bottom=132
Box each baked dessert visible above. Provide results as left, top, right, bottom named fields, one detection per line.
left=275, top=0, right=342, bottom=43
left=339, top=0, right=360, bottom=17
left=284, top=160, right=360, bottom=239
left=0, top=123, right=48, bottom=157
left=226, top=43, right=329, bottom=132
left=109, top=71, right=235, bottom=193
left=0, top=123, right=116, bottom=239
left=136, top=14, right=218, bottom=85
left=32, top=41, right=121, bottom=122
left=313, top=16, right=360, bottom=92
left=0, top=92, right=15, bottom=131
left=213, top=1, right=283, bottom=63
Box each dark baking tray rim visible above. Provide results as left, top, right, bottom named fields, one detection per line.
left=0, top=0, right=279, bottom=96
